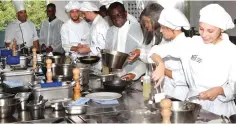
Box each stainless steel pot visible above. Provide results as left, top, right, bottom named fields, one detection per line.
left=19, top=56, right=28, bottom=68
left=0, top=92, right=15, bottom=99
left=0, top=99, right=21, bottom=119
left=89, top=75, right=102, bottom=90
left=14, top=92, right=31, bottom=111
left=53, top=64, right=90, bottom=85
left=26, top=100, right=47, bottom=120
left=56, top=64, right=74, bottom=78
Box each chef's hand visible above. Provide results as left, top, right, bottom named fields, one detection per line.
left=121, top=73, right=136, bottom=81
left=151, top=54, right=165, bottom=88
left=128, top=49, right=140, bottom=62
left=199, top=87, right=223, bottom=101
left=77, top=43, right=84, bottom=48
left=77, top=47, right=90, bottom=54
left=78, top=43, right=88, bottom=48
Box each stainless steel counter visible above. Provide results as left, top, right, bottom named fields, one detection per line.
left=0, top=80, right=222, bottom=123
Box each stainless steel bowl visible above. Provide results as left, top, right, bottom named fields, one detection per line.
left=49, top=98, right=71, bottom=111
left=101, top=49, right=129, bottom=69
left=62, top=101, right=88, bottom=115
left=170, top=101, right=201, bottom=123
left=155, top=101, right=202, bottom=123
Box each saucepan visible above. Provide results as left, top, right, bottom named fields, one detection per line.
left=77, top=56, right=100, bottom=65
left=100, top=74, right=133, bottom=93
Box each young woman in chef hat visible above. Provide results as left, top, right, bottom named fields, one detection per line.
left=131, top=7, right=191, bottom=101
left=147, top=4, right=236, bottom=117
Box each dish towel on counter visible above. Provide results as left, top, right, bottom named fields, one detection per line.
left=92, top=99, right=119, bottom=105
left=71, top=97, right=91, bottom=106
left=3, top=81, right=24, bottom=88
left=70, top=97, right=119, bottom=105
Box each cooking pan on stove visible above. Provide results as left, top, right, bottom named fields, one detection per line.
left=78, top=56, right=100, bottom=64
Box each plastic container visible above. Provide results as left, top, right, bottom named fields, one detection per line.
left=143, top=75, right=151, bottom=101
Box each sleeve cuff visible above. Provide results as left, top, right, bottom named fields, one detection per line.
left=129, top=72, right=140, bottom=80
left=90, top=46, right=100, bottom=56
left=217, top=84, right=235, bottom=102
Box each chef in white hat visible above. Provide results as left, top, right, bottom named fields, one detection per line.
left=129, top=8, right=190, bottom=101
left=77, top=1, right=109, bottom=71
left=99, top=0, right=138, bottom=26
left=147, top=4, right=236, bottom=117
left=4, top=0, right=39, bottom=51
left=61, top=0, right=90, bottom=58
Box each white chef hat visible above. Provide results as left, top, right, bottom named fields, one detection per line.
left=99, top=0, right=123, bottom=9
left=13, top=0, right=25, bottom=12
left=79, top=1, right=99, bottom=12
left=65, top=0, right=81, bottom=13
left=199, top=4, right=234, bottom=31
left=158, top=8, right=190, bottom=30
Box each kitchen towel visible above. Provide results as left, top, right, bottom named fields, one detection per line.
left=71, top=97, right=91, bottom=105
left=3, top=81, right=24, bottom=88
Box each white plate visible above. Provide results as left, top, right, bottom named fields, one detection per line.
left=85, top=92, right=122, bottom=100
left=208, top=119, right=225, bottom=123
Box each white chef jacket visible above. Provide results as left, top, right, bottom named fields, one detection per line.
left=105, top=21, right=146, bottom=80
left=4, top=19, right=38, bottom=47
left=39, top=18, right=64, bottom=53
left=61, top=18, right=90, bottom=58
left=147, top=33, right=236, bottom=117
left=140, top=35, right=189, bottom=101
left=88, top=15, right=109, bottom=71
left=104, top=13, right=138, bottom=26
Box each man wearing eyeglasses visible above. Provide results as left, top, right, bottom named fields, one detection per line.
left=105, top=2, right=146, bottom=81
left=39, top=3, right=64, bottom=54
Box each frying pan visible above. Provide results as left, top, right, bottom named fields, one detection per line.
left=78, top=56, right=100, bottom=64
left=229, top=114, right=236, bottom=123
left=102, top=78, right=132, bottom=93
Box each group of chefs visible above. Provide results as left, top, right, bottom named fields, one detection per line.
left=4, top=0, right=236, bottom=118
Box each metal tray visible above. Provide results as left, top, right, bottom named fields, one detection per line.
left=1, top=70, right=34, bottom=86
left=32, top=82, right=73, bottom=106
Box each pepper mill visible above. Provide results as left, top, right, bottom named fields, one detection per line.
left=12, top=39, right=17, bottom=56
left=32, top=48, right=37, bottom=72
left=73, top=68, right=81, bottom=100
left=46, top=59, right=53, bottom=83
left=160, top=98, right=172, bottom=123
